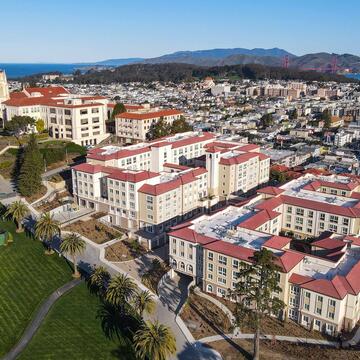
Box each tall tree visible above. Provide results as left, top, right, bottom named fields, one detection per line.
left=147, top=118, right=172, bottom=140
left=35, top=119, right=45, bottom=133
left=4, top=115, right=36, bottom=144
left=17, top=134, right=44, bottom=197
left=89, top=266, right=111, bottom=297
left=322, top=109, right=332, bottom=129
left=133, top=320, right=176, bottom=360
left=35, top=212, right=61, bottom=254
left=133, top=290, right=156, bottom=318
left=60, top=233, right=86, bottom=278
left=106, top=274, right=137, bottom=314
left=229, top=248, right=285, bottom=360
left=111, top=103, right=126, bottom=120
left=170, top=116, right=193, bottom=134
left=5, top=201, right=29, bottom=232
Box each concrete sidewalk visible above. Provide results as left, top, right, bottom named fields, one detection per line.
left=199, top=332, right=339, bottom=347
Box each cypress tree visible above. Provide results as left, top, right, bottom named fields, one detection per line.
left=18, top=134, right=44, bottom=197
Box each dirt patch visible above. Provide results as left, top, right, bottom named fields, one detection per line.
left=241, top=316, right=334, bottom=341
left=105, top=239, right=147, bottom=262
left=209, top=339, right=360, bottom=360
left=25, top=185, right=48, bottom=204
left=180, top=291, right=232, bottom=340
left=36, top=192, right=71, bottom=213
left=209, top=293, right=334, bottom=341
left=64, top=219, right=122, bottom=244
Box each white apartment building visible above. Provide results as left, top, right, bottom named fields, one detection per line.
left=115, top=108, right=183, bottom=143
left=3, top=86, right=109, bottom=146
left=169, top=173, right=360, bottom=335
left=72, top=131, right=270, bottom=247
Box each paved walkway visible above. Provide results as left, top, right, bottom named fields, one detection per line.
left=113, top=251, right=162, bottom=282
left=2, top=279, right=82, bottom=360
left=199, top=332, right=339, bottom=347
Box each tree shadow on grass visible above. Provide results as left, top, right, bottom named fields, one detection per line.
left=97, top=301, right=141, bottom=344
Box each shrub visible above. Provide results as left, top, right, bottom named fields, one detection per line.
left=65, top=142, right=87, bottom=155
left=41, top=147, right=65, bottom=165
left=0, top=160, right=13, bottom=169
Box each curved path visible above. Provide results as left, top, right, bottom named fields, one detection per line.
left=2, top=279, right=82, bottom=360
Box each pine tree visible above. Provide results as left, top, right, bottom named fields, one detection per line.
left=18, top=134, right=44, bottom=197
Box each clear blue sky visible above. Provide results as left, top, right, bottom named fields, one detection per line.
left=1, top=0, right=359, bottom=62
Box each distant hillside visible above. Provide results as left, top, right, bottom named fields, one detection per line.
left=143, top=47, right=293, bottom=66
left=72, top=62, right=357, bottom=84
left=291, top=53, right=360, bottom=72
left=94, top=58, right=144, bottom=66
left=91, top=48, right=360, bottom=72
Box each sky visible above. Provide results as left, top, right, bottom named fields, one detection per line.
left=1, top=0, right=359, bottom=63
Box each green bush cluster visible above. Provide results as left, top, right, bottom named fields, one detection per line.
left=65, top=142, right=86, bottom=155
left=41, top=148, right=65, bottom=165
left=0, top=161, right=13, bottom=170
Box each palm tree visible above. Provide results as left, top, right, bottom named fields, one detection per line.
left=133, top=320, right=176, bottom=360
left=133, top=290, right=156, bottom=317
left=5, top=201, right=29, bottom=232
left=106, top=274, right=137, bottom=314
left=35, top=212, right=60, bottom=254
left=60, top=233, right=86, bottom=278
left=89, top=266, right=111, bottom=297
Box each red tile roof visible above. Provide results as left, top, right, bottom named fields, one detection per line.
left=219, top=152, right=259, bottom=165
left=311, top=237, right=346, bottom=250
left=72, top=163, right=110, bottom=174
left=115, top=109, right=182, bottom=120
left=263, top=236, right=291, bottom=250
left=257, top=186, right=284, bottom=196
left=203, top=241, right=255, bottom=262
left=163, top=163, right=190, bottom=171
left=280, top=194, right=360, bottom=218
left=301, top=277, right=349, bottom=300
left=289, top=273, right=313, bottom=285
left=275, top=251, right=305, bottom=272
left=239, top=209, right=281, bottom=230
left=107, top=170, right=158, bottom=183
left=168, top=227, right=217, bottom=245
left=24, top=86, right=69, bottom=97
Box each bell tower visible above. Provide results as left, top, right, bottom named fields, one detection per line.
left=0, top=70, right=10, bottom=103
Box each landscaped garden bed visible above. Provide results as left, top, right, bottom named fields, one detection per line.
left=36, top=191, right=71, bottom=213
left=64, top=219, right=122, bottom=244
left=209, top=338, right=359, bottom=360
left=180, top=291, right=232, bottom=339
left=105, top=238, right=147, bottom=262
left=208, top=292, right=333, bottom=341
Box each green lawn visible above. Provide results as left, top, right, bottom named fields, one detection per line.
left=19, top=283, right=134, bottom=360
left=0, top=220, right=73, bottom=357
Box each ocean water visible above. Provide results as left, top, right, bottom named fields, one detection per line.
left=345, top=73, right=360, bottom=80
left=0, top=63, right=84, bottom=78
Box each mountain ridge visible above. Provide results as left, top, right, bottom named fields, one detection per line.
left=93, top=47, right=360, bottom=72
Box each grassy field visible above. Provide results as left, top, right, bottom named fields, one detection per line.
left=0, top=220, right=73, bottom=357
left=19, top=283, right=134, bottom=360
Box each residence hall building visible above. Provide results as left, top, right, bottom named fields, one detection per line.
left=169, top=175, right=360, bottom=335
left=71, top=131, right=270, bottom=248
left=3, top=86, right=109, bottom=146
left=114, top=108, right=183, bottom=143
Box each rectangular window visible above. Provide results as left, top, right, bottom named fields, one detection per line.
left=208, top=252, right=213, bottom=261
left=218, top=266, right=226, bottom=277
left=320, top=213, right=326, bottom=221
left=218, top=255, right=227, bottom=265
